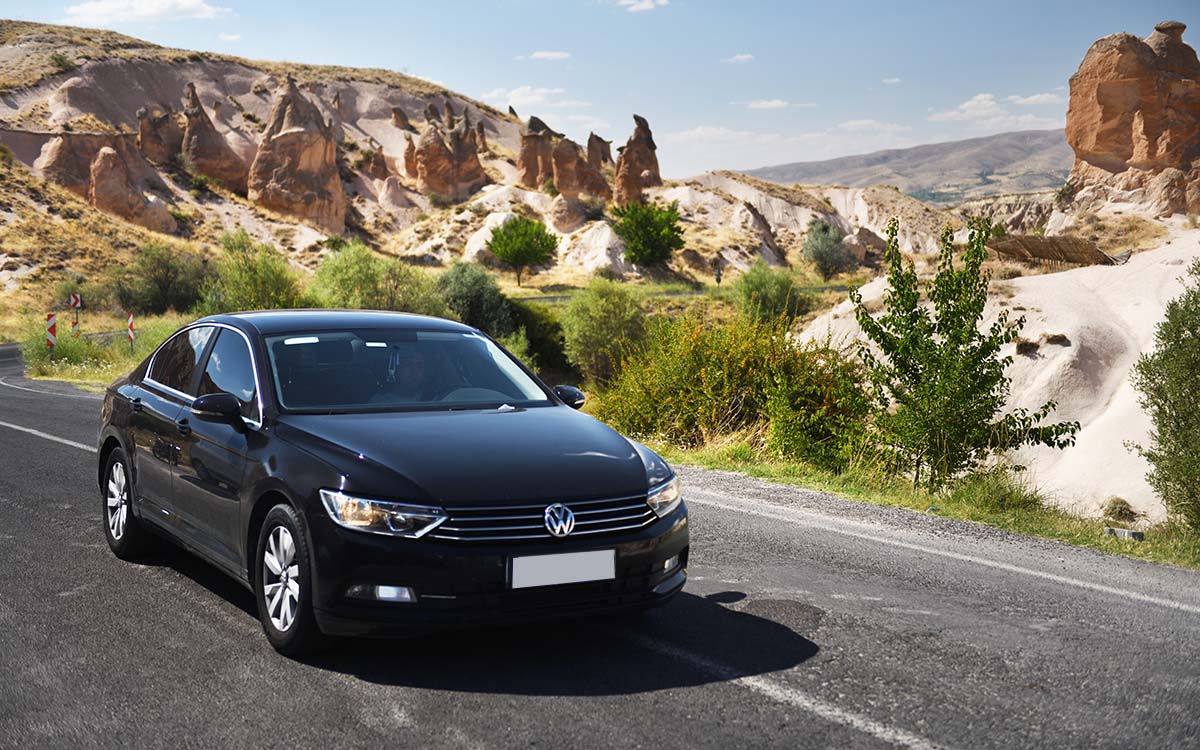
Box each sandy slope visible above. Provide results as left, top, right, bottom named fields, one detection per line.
left=802, top=223, right=1200, bottom=520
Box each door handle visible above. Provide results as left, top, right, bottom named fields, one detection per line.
left=129, top=397, right=143, bottom=413
left=176, top=417, right=191, bottom=436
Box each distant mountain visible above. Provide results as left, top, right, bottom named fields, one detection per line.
left=742, top=129, right=1072, bottom=204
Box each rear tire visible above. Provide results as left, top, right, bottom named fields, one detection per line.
left=255, top=504, right=324, bottom=657
left=102, top=447, right=152, bottom=559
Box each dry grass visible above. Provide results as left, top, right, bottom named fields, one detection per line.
left=1062, top=212, right=1168, bottom=255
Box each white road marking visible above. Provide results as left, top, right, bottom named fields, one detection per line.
left=0, top=419, right=97, bottom=453
left=687, top=491, right=1200, bottom=615
left=0, top=377, right=101, bottom=399
left=623, top=632, right=947, bottom=750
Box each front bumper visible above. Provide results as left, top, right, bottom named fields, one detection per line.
left=309, top=502, right=689, bottom=637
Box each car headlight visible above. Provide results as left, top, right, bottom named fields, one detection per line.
left=319, top=489, right=447, bottom=538
left=647, top=475, right=682, bottom=518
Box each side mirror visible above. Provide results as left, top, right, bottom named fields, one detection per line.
left=192, top=392, right=244, bottom=424
left=554, top=385, right=586, bottom=410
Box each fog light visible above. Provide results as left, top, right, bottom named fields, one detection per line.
left=662, top=555, right=679, bottom=572
left=346, top=584, right=415, bottom=603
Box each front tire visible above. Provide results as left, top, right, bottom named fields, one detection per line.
left=255, top=504, right=323, bottom=656
left=102, top=447, right=152, bottom=559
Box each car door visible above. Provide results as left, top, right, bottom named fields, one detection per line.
left=173, top=327, right=259, bottom=568
left=136, top=325, right=215, bottom=539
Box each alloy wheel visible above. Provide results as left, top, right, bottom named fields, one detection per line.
left=106, top=461, right=128, bottom=541
left=263, top=526, right=300, bottom=632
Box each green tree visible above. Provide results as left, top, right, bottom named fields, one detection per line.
left=377, top=261, right=452, bottom=318
left=437, top=262, right=515, bottom=336
left=312, top=241, right=384, bottom=309
left=114, top=241, right=210, bottom=314
left=1132, top=259, right=1200, bottom=531
left=611, top=201, right=685, bottom=267
left=198, top=230, right=305, bottom=313
left=804, top=220, right=853, bottom=280
left=731, top=262, right=814, bottom=322
left=561, top=278, right=645, bottom=386
left=851, top=217, right=1078, bottom=488
left=486, top=216, right=558, bottom=286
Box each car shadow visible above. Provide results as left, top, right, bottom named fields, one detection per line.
left=143, top=543, right=819, bottom=696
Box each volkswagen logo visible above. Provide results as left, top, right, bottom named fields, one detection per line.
left=543, top=503, right=576, bottom=537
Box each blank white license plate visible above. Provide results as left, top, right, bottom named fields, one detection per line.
left=511, top=550, right=615, bottom=589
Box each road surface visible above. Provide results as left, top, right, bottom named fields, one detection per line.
left=0, top=353, right=1197, bottom=749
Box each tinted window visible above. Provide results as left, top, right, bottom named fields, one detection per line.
left=265, top=329, right=548, bottom=412
left=149, top=326, right=214, bottom=395
left=197, top=329, right=259, bottom=421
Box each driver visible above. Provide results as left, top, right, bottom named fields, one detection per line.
left=371, top=345, right=426, bottom=403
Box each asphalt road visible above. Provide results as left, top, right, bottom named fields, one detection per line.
left=1, top=354, right=1199, bottom=749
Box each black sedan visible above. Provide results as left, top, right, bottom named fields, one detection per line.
left=97, top=310, right=688, bottom=655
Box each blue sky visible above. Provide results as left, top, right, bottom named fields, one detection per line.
left=3, top=0, right=1197, bottom=176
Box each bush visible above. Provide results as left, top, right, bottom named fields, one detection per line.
left=596, top=312, right=868, bottom=470
left=731, top=263, right=814, bottom=322
left=48, top=51, right=76, bottom=73
left=53, top=275, right=114, bottom=313
left=189, top=172, right=218, bottom=198
left=198, top=231, right=306, bottom=314
left=611, top=201, right=684, bottom=267
left=1132, top=259, right=1200, bottom=531
left=486, top=216, right=558, bottom=286
left=804, top=220, right=853, bottom=280
left=0, top=144, right=13, bottom=167
left=510, top=299, right=574, bottom=380
left=437, top=262, right=515, bottom=336
left=113, top=242, right=210, bottom=314
left=560, top=278, right=645, bottom=387
left=377, top=261, right=452, bottom=318
left=496, top=327, right=536, bottom=371
left=312, top=241, right=385, bottom=309
left=851, top=218, right=1079, bottom=488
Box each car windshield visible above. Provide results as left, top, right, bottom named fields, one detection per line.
left=264, top=328, right=550, bottom=413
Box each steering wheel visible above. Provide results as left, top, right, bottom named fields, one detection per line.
left=424, top=383, right=463, bottom=402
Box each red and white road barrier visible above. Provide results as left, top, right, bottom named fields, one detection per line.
left=68, top=292, right=82, bottom=309
left=126, top=312, right=135, bottom=352
left=46, top=313, right=57, bottom=350
left=71, top=319, right=80, bottom=337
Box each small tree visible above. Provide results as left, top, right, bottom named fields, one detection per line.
left=198, top=231, right=305, bottom=313
left=611, top=200, right=684, bottom=267
left=437, top=262, right=515, bottom=336
left=852, top=217, right=1078, bottom=488
left=1132, top=259, right=1200, bottom=531
left=312, top=241, right=383, bottom=309
left=114, top=241, right=210, bottom=314
left=486, top=216, right=557, bottom=286
left=731, top=262, right=814, bottom=322
left=561, top=278, right=645, bottom=386
left=804, top=220, right=853, bottom=280
left=378, top=261, right=452, bottom=318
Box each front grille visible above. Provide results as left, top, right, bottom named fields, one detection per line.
left=428, top=494, right=655, bottom=542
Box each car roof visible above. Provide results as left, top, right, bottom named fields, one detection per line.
left=197, top=310, right=476, bottom=337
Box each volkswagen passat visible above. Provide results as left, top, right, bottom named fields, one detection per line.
left=97, top=311, right=688, bottom=655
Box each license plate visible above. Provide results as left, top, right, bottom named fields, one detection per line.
left=511, top=550, right=615, bottom=589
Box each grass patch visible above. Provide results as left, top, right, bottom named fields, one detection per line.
left=21, top=313, right=189, bottom=388
left=655, top=437, right=1200, bottom=570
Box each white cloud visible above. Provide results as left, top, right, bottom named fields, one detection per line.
left=928, top=92, right=1062, bottom=131
left=217, top=31, right=240, bottom=41
left=616, top=0, right=668, bottom=11
left=526, top=50, right=571, bottom=61
left=838, top=119, right=911, bottom=133
left=63, top=0, right=231, bottom=25
left=480, top=85, right=589, bottom=109
left=748, top=99, right=789, bottom=110
left=881, top=77, right=902, bottom=85
left=722, top=53, right=754, bottom=64
left=1006, top=92, right=1063, bottom=105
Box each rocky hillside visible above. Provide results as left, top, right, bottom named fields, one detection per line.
left=744, top=130, right=1073, bottom=205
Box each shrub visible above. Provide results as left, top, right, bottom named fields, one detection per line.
left=596, top=313, right=868, bottom=470
left=0, top=144, right=13, bottom=167
left=851, top=218, right=1079, bottom=488
left=189, top=173, right=218, bottom=198
left=377, top=261, right=452, bottom=318
left=48, top=51, right=76, bottom=73
left=510, top=299, right=575, bottom=380
left=731, top=263, right=814, bottom=322
left=543, top=178, right=558, bottom=197
left=560, top=278, right=645, bottom=386
left=312, top=241, right=385, bottom=309
left=1132, top=259, right=1200, bottom=531
left=804, top=220, right=853, bottom=280
left=198, top=231, right=305, bottom=314
left=113, top=242, right=210, bottom=314
left=486, top=215, right=558, bottom=286
left=496, top=327, right=536, bottom=371
left=54, top=275, right=114, bottom=312
left=611, top=200, right=684, bottom=267
left=437, top=262, right=515, bottom=336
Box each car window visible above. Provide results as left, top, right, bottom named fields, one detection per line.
left=265, top=328, right=549, bottom=412
left=196, top=329, right=260, bottom=421
left=149, top=326, right=214, bottom=396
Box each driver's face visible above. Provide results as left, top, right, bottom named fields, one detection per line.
left=391, top=349, right=425, bottom=391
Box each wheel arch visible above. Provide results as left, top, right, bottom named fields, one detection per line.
left=97, top=435, right=123, bottom=490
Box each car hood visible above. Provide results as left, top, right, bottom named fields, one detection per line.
left=276, top=405, right=649, bottom=505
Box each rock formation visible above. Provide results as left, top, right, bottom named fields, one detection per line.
left=475, top=121, right=489, bottom=153
left=613, top=114, right=663, bottom=205
left=587, top=132, right=613, bottom=170
left=360, top=144, right=389, bottom=180
left=413, top=117, right=488, bottom=201
left=378, top=176, right=413, bottom=211
left=136, top=107, right=182, bottom=166
left=247, top=77, right=346, bottom=233
left=390, top=106, right=413, bottom=131
left=508, top=105, right=519, bottom=118
left=424, top=102, right=442, bottom=127
left=517, top=116, right=610, bottom=200
left=89, top=146, right=177, bottom=234
left=403, top=134, right=418, bottom=178
left=1065, top=20, right=1200, bottom=215
left=182, top=82, right=248, bottom=194
left=34, top=133, right=162, bottom=198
